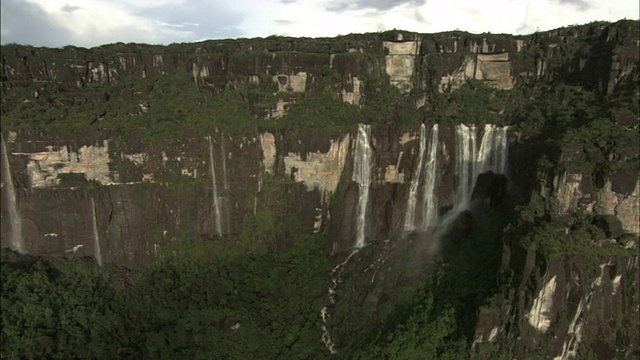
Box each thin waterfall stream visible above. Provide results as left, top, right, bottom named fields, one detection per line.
left=403, top=124, right=426, bottom=232
left=1, top=136, right=24, bottom=253
left=208, top=136, right=223, bottom=236
left=90, top=198, right=102, bottom=267
left=352, top=124, right=372, bottom=249
left=419, top=124, right=439, bottom=231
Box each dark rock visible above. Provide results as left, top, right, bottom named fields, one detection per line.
left=471, top=171, right=509, bottom=208
left=592, top=214, right=624, bottom=239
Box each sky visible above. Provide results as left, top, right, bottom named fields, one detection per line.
left=1, top=0, right=638, bottom=48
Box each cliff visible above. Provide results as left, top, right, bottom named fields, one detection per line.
left=1, top=19, right=638, bottom=359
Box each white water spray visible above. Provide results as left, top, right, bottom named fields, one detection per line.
left=403, top=124, right=426, bottom=231
left=1, top=136, right=24, bottom=253
left=90, top=198, right=102, bottom=267
left=220, top=133, right=229, bottom=191
left=352, top=124, right=372, bottom=249
left=219, top=134, right=232, bottom=233
left=455, top=124, right=477, bottom=208
left=476, top=125, right=509, bottom=176
left=455, top=124, right=509, bottom=210
left=419, top=124, right=439, bottom=230
left=208, top=136, right=223, bottom=236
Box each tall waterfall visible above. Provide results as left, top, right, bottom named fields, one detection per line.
left=455, top=124, right=477, bottom=208
left=220, top=133, right=229, bottom=191
left=208, top=136, right=223, bottom=236
left=1, top=136, right=24, bottom=253
left=90, top=198, right=102, bottom=267
left=403, top=124, right=426, bottom=231
left=419, top=124, right=439, bottom=230
left=352, top=124, right=372, bottom=249
left=220, top=133, right=231, bottom=232
left=476, top=125, right=509, bottom=176
left=455, top=124, right=509, bottom=210
left=404, top=124, right=440, bottom=232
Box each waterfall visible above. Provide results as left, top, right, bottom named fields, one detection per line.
left=455, top=124, right=509, bottom=210
left=476, top=125, right=509, bottom=175
left=220, top=133, right=229, bottom=191
left=404, top=124, right=440, bottom=232
left=320, top=249, right=359, bottom=355
left=219, top=133, right=232, bottom=233
left=455, top=124, right=477, bottom=209
left=403, top=124, right=426, bottom=231
left=419, top=124, right=439, bottom=230
left=90, top=198, right=102, bottom=267
left=352, top=124, right=372, bottom=249
left=208, top=136, right=223, bottom=236
left=1, top=136, right=24, bottom=253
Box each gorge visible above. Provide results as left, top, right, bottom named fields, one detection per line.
left=1, top=19, right=638, bottom=359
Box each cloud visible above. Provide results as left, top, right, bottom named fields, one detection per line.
left=326, top=0, right=426, bottom=12
left=0, top=0, right=75, bottom=46
left=60, top=4, right=81, bottom=13
left=1, top=0, right=638, bottom=48
left=129, top=0, right=245, bottom=41
left=559, top=0, right=591, bottom=11
left=274, top=19, right=294, bottom=25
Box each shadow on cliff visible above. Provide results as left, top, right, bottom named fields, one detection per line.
left=329, top=173, right=515, bottom=357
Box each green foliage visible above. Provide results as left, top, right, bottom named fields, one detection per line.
left=1, top=234, right=330, bottom=359
left=430, top=79, right=510, bottom=125
left=507, top=204, right=635, bottom=256
left=335, top=209, right=512, bottom=359
left=167, top=174, right=203, bottom=191
left=85, top=179, right=103, bottom=189
left=273, top=92, right=363, bottom=128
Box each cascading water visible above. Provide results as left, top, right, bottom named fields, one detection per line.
left=403, top=124, right=426, bottom=232
left=419, top=124, right=439, bottom=230
left=1, top=136, right=24, bottom=253
left=208, top=136, right=223, bottom=236
left=404, top=124, right=440, bottom=232
left=220, top=133, right=231, bottom=233
left=320, top=249, right=359, bottom=355
left=476, top=125, right=509, bottom=175
left=455, top=124, right=477, bottom=208
left=352, top=124, right=372, bottom=249
left=454, top=124, right=509, bottom=210
left=220, top=133, right=229, bottom=191
left=90, top=198, right=102, bottom=267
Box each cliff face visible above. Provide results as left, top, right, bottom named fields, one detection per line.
left=2, top=20, right=637, bottom=121
left=1, top=20, right=639, bottom=359
left=474, top=243, right=639, bottom=359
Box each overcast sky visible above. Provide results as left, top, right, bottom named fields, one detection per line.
left=1, top=0, right=638, bottom=48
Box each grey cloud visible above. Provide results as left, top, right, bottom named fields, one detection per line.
left=274, top=19, right=293, bottom=25
left=326, top=0, right=426, bottom=12
left=1, top=0, right=75, bottom=46
left=60, top=4, right=81, bottom=13
left=133, top=0, right=244, bottom=42
left=280, top=0, right=297, bottom=3
left=413, top=9, right=429, bottom=25
left=559, top=0, right=590, bottom=11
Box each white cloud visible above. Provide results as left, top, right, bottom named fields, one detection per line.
left=1, top=0, right=638, bottom=47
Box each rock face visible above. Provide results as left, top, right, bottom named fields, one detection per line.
left=2, top=21, right=637, bottom=120
left=473, top=242, right=639, bottom=359
left=539, top=172, right=640, bottom=235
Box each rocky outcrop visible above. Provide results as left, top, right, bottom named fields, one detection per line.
left=473, top=241, right=639, bottom=359
left=540, top=171, right=640, bottom=235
